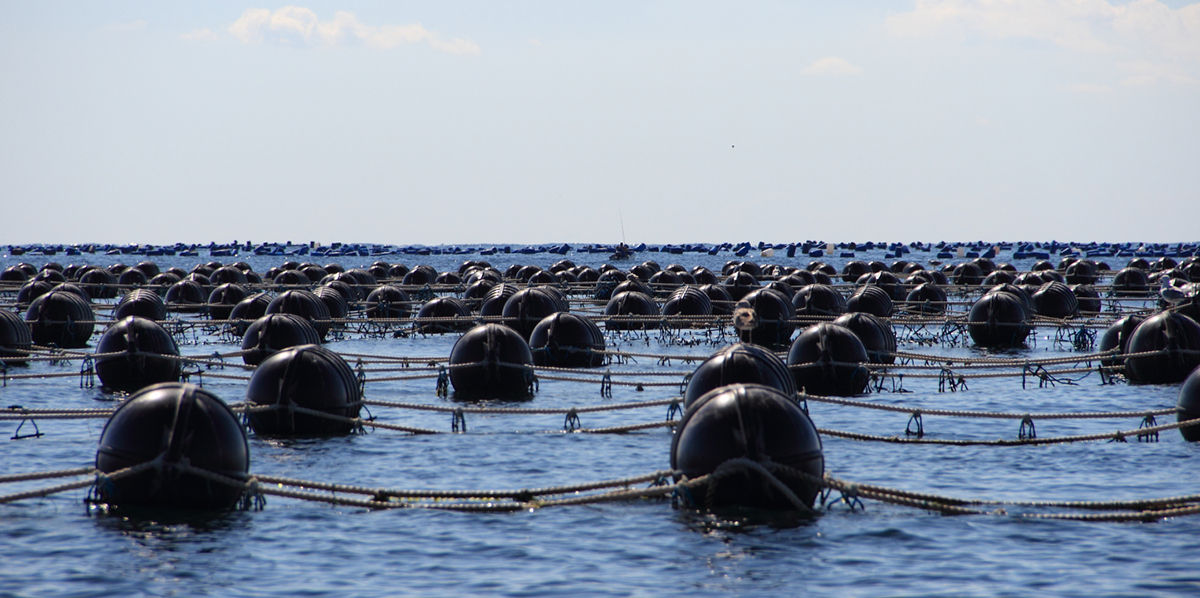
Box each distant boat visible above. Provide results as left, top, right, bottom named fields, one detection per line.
left=609, top=245, right=634, bottom=261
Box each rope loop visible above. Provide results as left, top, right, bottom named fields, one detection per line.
left=1019, top=415, right=1037, bottom=440
left=563, top=408, right=582, bottom=432
left=1138, top=414, right=1160, bottom=443
left=905, top=411, right=924, bottom=438
left=79, top=356, right=94, bottom=389
left=435, top=365, right=449, bottom=398
left=600, top=370, right=613, bottom=398
left=452, top=408, right=467, bottom=433
left=666, top=400, right=682, bottom=422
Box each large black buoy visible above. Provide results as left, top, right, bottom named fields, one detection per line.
left=0, top=309, right=34, bottom=363
left=787, top=323, right=870, bottom=396
left=480, top=282, right=521, bottom=318
left=904, top=283, right=948, bottom=315
left=416, top=297, right=473, bottom=334
left=313, top=285, right=349, bottom=326
left=792, top=284, right=846, bottom=317
left=95, top=382, right=249, bottom=510
left=841, top=260, right=870, bottom=283
left=114, top=288, right=167, bottom=321
left=208, top=283, right=249, bottom=322
left=1176, top=365, right=1200, bottom=441
left=244, top=344, right=362, bottom=435
left=529, top=312, right=606, bottom=368
left=24, top=289, right=95, bottom=348
left=832, top=312, right=896, bottom=364
left=95, top=316, right=182, bottom=393
left=78, top=268, right=118, bottom=299
left=1098, top=314, right=1146, bottom=368
left=1124, top=311, right=1200, bottom=384
left=241, top=314, right=323, bottom=366
left=735, top=288, right=796, bottom=350
left=846, top=284, right=893, bottom=318
left=15, top=280, right=54, bottom=308
left=267, top=290, right=332, bottom=340
left=1071, top=284, right=1102, bottom=316
left=448, top=324, right=535, bottom=398
left=967, top=291, right=1031, bottom=347
left=697, top=284, right=734, bottom=315
left=165, top=280, right=207, bottom=312
left=684, top=344, right=796, bottom=409
left=364, top=285, right=412, bottom=321
left=228, top=293, right=273, bottom=336
left=210, top=266, right=248, bottom=286
left=1031, top=281, right=1079, bottom=319
left=603, top=291, right=661, bottom=331
left=502, top=287, right=567, bottom=339
left=670, top=384, right=824, bottom=510
left=722, top=271, right=760, bottom=301
left=662, top=286, right=713, bottom=321
left=1112, top=267, right=1151, bottom=297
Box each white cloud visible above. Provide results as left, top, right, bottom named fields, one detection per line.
left=180, top=28, right=220, bottom=42
left=1117, top=60, right=1199, bottom=85
left=104, top=20, right=147, bottom=33
left=886, top=0, right=1200, bottom=85
left=226, top=7, right=480, bottom=55
left=800, top=56, right=863, bottom=76
left=1060, top=83, right=1115, bottom=93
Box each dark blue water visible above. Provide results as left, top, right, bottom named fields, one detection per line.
left=2, top=247, right=1198, bottom=597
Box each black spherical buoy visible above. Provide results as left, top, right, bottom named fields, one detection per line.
left=267, top=290, right=332, bottom=340
left=114, top=289, right=167, bottom=321
left=967, top=291, right=1031, bottom=347
left=792, top=284, right=846, bottom=317
left=0, top=309, right=33, bottom=363
left=24, top=289, right=95, bottom=348
left=364, top=285, right=412, bottom=321
left=449, top=324, right=535, bottom=398
left=697, top=284, right=734, bottom=315
left=904, top=283, right=947, bottom=315
left=78, top=268, right=118, bottom=299
left=670, top=384, right=824, bottom=510
left=684, top=344, right=796, bottom=409
left=1071, top=284, right=1102, bottom=316
left=722, top=271, right=760, bottom=301
left=95, top=383, right=249, bottom=510
left=735, top=288, right=796, bottom=350
left=1125, top=312, right=1200, bottom=384
left=241, top=314, right=323, bottom=366
left=416, top=297, right=473, bottom=334
left=95, top=316, right=182, bottom=393
left=480, top=283, right=521, bottom=318
left=1176, top=365, right=1200, bottom=442
left=1112, top=267, right=1151, bottom=297
left=846, top=284, right=893, bottom=318
left=208, top=283, right=249, bottom=321
left=662, top=286, right=713, bottom=321
left=832, top=312, right=896, bottom=365
left=244, top=344, right=362, bottom=435
left=603, top=291, right=661, bottom=331
left=787, top=323, right=870, bottom=396
left=529, top=312, right=606, bottom=368
left=228, top=293, right=273, bottom=336
left=1098, top=314, right=1145, bottom=368
left=165, top=280, right=207, bottom=312
left=313, top=286, right=349, bottom=326
left=1031, top=282, right=1079, bottom=319
left=503, top=288, right=567, bottom=339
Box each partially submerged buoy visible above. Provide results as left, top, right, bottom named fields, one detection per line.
left=671, top=384, right=823, bottom=510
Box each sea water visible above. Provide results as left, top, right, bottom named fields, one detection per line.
left=2, top=247, right=1198, bottom=598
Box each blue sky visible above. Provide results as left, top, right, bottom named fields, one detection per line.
left=1, top=1, right=1197, bottom=246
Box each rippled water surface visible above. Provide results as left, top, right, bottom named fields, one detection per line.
left=2, top=248, right=1198, bottom=597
